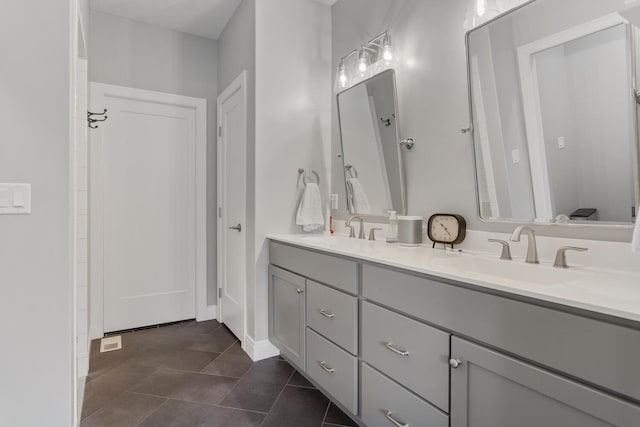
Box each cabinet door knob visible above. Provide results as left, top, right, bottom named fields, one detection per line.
left=384, top=410, right=408, bottom=427
left=449, top=358, right=462, bottom=369
left=296, top=288, right=304, bottom=294
left=318, top=361, right=335, bottom=373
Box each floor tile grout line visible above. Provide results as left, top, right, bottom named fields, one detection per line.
left=128, top=392, right=270, bottom=416
left=214, top=354, right=291, bottom=406
left=80, top=367, right=161, bottom=421
left=258, top=369, right=298, bottom=427
left=320, top=398, right=332, bottom=426
left=142, top=365, right=243, bottom=380
left=133, top=396, right=170, bottom=427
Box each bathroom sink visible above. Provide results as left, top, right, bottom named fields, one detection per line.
left=434, top=255, right=587, bottom=286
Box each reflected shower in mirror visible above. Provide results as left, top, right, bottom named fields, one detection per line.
left=467, top=0, right=640, bottom=226
left=338, top=69, right=406, bottom=218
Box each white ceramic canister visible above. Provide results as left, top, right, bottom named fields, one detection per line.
left=397, top=216, right=424, bottom=246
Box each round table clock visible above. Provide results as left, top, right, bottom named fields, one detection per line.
left=427, top=214, right=467, bottom=248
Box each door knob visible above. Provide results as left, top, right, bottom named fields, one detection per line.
left=449, top=358, right=462, bottom=369
left=228, top=224, right=242, bottom=232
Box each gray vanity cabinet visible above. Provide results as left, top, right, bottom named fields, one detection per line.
left=268, top=240, right=640, bottom=427
left=450, top=337, right=640, bottom=427
left=268, top=265, right=306, bottom=370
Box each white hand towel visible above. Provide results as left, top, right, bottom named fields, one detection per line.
left=633, top=217, right=640, bottom=253
left=296, top=182, right=324, bottom=232
left=347, top=177, right=371, bottom=214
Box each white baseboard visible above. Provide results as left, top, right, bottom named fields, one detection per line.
left=243, top=334, right=280, bottom=361
left=197, top=305, right=218, bottom=322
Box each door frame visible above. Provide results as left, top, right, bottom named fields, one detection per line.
left=216, top=70, right=248, bottom=345
left=89, top=83, right=208, bottom=339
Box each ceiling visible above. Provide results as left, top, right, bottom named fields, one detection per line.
left=91, top=0, right=338, bottom=41
left=90, top=0, right=242, bottom=40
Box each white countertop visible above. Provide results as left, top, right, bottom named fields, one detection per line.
left=268, top=234, right=640, bottom=324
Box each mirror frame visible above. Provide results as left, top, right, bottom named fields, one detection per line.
left=336, top=68, right=407, bottom=222
left=464, top=0, right=640, bottom=232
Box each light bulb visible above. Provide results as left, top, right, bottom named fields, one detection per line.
left=477, top=0, right=486, bottom=16
left=358, top=49, right=368, bottom=74
left=382, top=35, right=393, bottom=62
left=338, top=62, right=347, bottom=88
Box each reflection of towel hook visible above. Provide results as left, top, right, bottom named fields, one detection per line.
left=88, top=109, right=108, bottom=129
left=298, top=168, right=320, bottom=185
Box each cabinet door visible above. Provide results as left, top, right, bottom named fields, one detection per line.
left=450, top=337, right=640, bottom=427
left=269, top=265, right=305, bottom=370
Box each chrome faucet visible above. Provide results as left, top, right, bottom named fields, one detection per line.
left=510, top=226, right=539, bottom=264
left=346, top=215, right=365, bottom=239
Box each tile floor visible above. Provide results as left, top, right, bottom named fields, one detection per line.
left=81, top=320, right=358, bottom=427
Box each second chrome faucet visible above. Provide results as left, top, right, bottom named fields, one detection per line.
left=510, top=225, right=539, bottom=264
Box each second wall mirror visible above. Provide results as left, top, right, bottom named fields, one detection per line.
left=467, top=0, right=640, bottom=227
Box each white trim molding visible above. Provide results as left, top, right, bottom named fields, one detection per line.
left=243, top=334, right=280, bottom=362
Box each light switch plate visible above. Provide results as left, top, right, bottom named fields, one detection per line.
left=330, top=194, right=339, bottom=210
left=558, top=136, right=566, bottom=150
left=511, top=149, right=521, bottom=164
left=0, top=189, right=10, bottom=208
left=0, top=184, right=31, bottom=214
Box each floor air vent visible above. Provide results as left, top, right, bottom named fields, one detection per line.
left=100, top=336, right=122, bottom=353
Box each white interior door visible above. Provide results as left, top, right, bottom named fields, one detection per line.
left=218, top=72, right=247, bottom=342
left=90, top=83, right=206, bottom=333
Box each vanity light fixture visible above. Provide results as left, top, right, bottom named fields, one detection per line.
left=357, top=49, right=369, bottom=74
left=338, top=60, right=348, bottom=89
left=382, top=34, right=393, bottom=62
left=334, top=30, right=396, bottom=92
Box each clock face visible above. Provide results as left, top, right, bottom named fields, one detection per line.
left=428, top=214, right=467, bottom=245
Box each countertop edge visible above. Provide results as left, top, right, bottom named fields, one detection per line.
left=267, top=235, right=640, bottom=326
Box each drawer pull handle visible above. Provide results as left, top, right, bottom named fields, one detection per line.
left=318, top=361, right=335, bottom=373
left=449, top=358, right=462, bottom=369
left=319, top=309, right=335, bottom=318
left=384, top=410, right=408, bottom=427
left=385, top=342, right=410, bottom=356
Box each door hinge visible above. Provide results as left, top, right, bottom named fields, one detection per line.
left=218, top=288, right=222, bottom=298
left=218, top=126, right=222, bottom=137
left=218, top=207, right=222, bottom=218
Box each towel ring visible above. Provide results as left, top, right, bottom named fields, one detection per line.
left=298, top=168, right=320, bottom=185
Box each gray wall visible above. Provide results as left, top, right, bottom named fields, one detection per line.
left=89, top=11, right=219, bottom=305
left=254, top=0, right=332, bottom=343
left=217, top=0, right=257, bottom=332
left=0, top=1, right=73, bottom=425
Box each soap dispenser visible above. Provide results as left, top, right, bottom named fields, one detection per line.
left=386, top=210, right=398, bottom=243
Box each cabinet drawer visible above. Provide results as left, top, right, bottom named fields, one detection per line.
left=269, top=241, right=357, bottom=294
left=362, top=264, right=640, bottom=401
left=362, top=301, right=449, bottom=411
left=361, top=363, right=448, bottom=427
left=307, top=281, right=357, bottom=354
left=306, top=328, right=357, bottom=414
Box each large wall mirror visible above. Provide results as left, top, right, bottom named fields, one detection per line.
left=337, top=69, right=406, bottom=220
left=467, top=0, right=640, bottom=227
